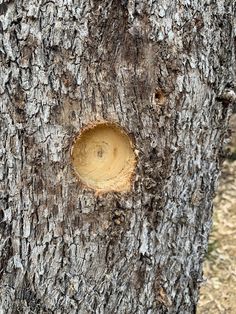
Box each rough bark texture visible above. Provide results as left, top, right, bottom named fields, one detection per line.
left=0, top=1, right=235, bottom=313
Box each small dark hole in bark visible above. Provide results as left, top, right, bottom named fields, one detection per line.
left=154, top=89, right=166, bottom=106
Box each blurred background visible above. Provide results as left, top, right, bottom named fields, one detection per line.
left=198, top=113, right=236, bottom=313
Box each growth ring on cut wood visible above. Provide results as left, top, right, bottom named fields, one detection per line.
left=71, top=122, right=136, bottom=192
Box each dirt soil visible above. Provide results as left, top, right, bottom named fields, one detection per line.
left=198, top=115, right=236, bottom=313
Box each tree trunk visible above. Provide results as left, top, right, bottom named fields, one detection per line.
left=0, top=1, right=235, bottom=313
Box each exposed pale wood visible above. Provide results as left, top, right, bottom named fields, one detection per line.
left=71, top=122, right=136, bottom=193
left=0, top=0, right=235, bottom=313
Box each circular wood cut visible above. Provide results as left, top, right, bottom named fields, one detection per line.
left=71, top=123, right=136, bottom=192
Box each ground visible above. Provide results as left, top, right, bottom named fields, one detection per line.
left=198, top=114, right=236, bottom=313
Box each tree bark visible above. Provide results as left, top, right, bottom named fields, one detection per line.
left=0, top=1, right=235, bottom=313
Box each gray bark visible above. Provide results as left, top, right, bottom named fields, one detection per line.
left=0, top=0, right=235, bottom=313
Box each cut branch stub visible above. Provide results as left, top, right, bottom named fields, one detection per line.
left=71, top=122, right=136, bottom=193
